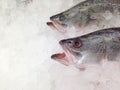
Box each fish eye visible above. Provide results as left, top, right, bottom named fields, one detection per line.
left=73, top=40, right=81, bottom=48
left=59, top=15, right=66, bottom=21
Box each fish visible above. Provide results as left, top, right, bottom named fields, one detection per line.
left=47, top=0, right=120, bottom=33
left=51, top=27, right=120, bottom=70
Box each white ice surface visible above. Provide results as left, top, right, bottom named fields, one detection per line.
left=0, top=0, right=120, bottom=90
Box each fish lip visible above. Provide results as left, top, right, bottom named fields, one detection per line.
left=46, top=22, right=52, bottom=26
left=51, top=52, right=66, bottom=60
left=47, top=18, right=67, bottom=33
left=51, top=52, right=70, bottom=66
left=51, top=53, right=65, bottom=59
left=46, top=22, right=55, bottom=28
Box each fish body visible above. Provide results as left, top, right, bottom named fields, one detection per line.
left=47, top=0, right=120, bottom=32
left=51, top=28, right=120, bottom=69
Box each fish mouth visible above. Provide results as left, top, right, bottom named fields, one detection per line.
left=46, top=20, right=67, bottom=33
left=51, top=41, right=80, bottom=66
left=46, top=22, right=58, bottom=31
left=51, top=42, right=74, bottom=66
left=51, top=52, right=70, bottom=66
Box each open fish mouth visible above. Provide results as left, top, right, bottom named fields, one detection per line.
left=51, top=52, right=70, bottom=66
left=51, top=41, right=80, bottom=66
left=46, top=21, right=67, bottom=33
left=46, top=22, right=58, bottom=31
left=51, top=49, right=81, bottom=66
left=51, top=42, right=73, bottom=66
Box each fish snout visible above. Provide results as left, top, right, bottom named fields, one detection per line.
left=46, top=22, right=52, bottom=25
left=50, top=16, right=54, bottom=20
left=59, top=39, right=72, bottom=45
left=50, top=15, right=58, bottom=20
left=50, top=13, right=63, bottom=21
left=59, top=40, right=66, bottom=45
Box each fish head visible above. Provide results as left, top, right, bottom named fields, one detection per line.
left=47, top=7, right=82, bottom=33
left=47, top=12, right=70, bottom=33
left=47, top=1, right=93, bottom=32
left=51, top=37, right=85, bottom=66
left=50, top=13, right=67, bottom=25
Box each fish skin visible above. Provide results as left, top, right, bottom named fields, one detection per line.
left=47, top=0, right=120, bottom=32
left=51, top=27, right=120, bottom=68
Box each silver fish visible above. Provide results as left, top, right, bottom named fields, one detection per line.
left=47, top=0, right=120, bottom=32
left=51, top=27, right=120, bottom=69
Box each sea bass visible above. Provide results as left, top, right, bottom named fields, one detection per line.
left=51, top=28, right=120, bottom=69
left=47, top=0, right=120, bottom=32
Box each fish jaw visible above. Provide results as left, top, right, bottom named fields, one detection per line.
left=51, top=52, right=70, bottom=66
left=51, top=40, right=74, bottom=66
left=51, top=39, right=82, bottom=66
left=46, top=22, right=58, bottom=31
left=46, top=21, right=67, bottom=33
left=51, top=52, right=86, bottom=71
